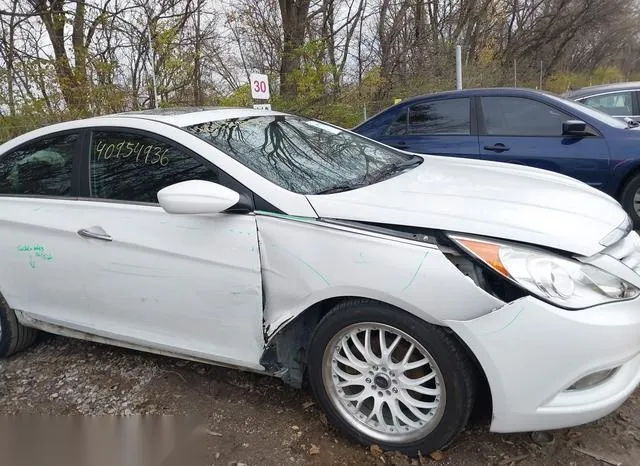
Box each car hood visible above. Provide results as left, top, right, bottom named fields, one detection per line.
left=306, top=156, right=628, bottom=257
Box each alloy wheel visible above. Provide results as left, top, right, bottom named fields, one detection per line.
left=322, top=322, right=446, bottom=444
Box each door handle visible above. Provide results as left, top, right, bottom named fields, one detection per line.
left=77, top=227, right=112, bottom=242
left=484, top=143, right=510, bottom=152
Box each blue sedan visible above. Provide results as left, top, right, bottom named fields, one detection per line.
left=352, top=88, right=640, bottom=226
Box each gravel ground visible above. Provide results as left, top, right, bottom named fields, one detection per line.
left=0, top=334, right=638, bottom=465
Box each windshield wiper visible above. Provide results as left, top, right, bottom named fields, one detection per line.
left=367, top=155, right=423, bottom=183
left=314, top=182, right=368, bottom=195
left=314, top=155, right=423, bottom=195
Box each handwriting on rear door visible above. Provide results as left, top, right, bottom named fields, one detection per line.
left=17, top=244, right=54, bottom=268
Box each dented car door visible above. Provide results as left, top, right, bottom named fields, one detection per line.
left=72, top=128, right=264, bottom=369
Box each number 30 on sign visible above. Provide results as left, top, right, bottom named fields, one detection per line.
left=250, top=73, right=270, bottom=100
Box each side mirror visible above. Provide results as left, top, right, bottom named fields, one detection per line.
left=562, top=119, right=588, bottom=136
left=157, top=180, right=240, bottom=214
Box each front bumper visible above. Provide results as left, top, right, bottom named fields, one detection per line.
left=446, top=296, right=640, bottom=433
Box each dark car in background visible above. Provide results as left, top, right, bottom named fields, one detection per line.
left=352, top=87, right=640, bottom=226
left=565, top=82, right=640, bottom=122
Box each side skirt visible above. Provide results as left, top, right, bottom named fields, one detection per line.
left=15, top=310, right=271, bottom=377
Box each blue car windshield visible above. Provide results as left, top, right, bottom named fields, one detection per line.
left=547, top=94, right=629, bottom=129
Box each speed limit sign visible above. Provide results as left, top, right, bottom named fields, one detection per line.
left=250, top=73, right=270, bottom=100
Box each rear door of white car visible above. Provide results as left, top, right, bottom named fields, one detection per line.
left=0, top=130, right=93, bottom=321
left=68, top=126, right=264, bottom=369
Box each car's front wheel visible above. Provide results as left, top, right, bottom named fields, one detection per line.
left=307, top=299, right=476, bottom=456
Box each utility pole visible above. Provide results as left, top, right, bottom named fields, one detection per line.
left=456, top=45, right=463, bottom=90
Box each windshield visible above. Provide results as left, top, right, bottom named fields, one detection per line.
left=185, top=115, right=418, bottom=194
left=546, top=93, right=629, bottom=129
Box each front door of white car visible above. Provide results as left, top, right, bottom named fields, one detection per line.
left=70, top=127, right=264, bottom=369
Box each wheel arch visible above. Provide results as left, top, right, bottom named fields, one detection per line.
left=260, top=295, right=359, bottom=388
left=259, top=296, right=493, bottom=419
left=614, top=160, right=640, bottom=200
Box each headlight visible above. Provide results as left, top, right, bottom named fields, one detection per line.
left=449, top=234, right=640, bottom=309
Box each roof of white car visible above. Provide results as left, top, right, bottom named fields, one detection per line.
left=0, top=106, right=289, bottom=153
left=105, top=106, right=287, bottom=127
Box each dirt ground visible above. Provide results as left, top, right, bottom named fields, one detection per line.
left=0, top=334, right=638, bottom=466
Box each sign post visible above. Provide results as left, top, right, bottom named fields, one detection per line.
left=250, top=73, right=271, bottom=110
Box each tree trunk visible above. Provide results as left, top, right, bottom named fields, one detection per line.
left=193, top=0, right=203, bottom=106
left=2, top=0, right=19, bottom=116
left=278, top=0, right=310, bottom=99
left=29, top=0, right=89, bottom=115
left=71, top=0, right=89, bottom=113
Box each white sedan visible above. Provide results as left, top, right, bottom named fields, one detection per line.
left=0, top=108, right=639, bottom=456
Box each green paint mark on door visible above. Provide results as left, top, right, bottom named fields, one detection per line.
left=17, top=244, right=54, bottom=268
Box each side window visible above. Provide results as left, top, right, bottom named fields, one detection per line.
left=0, top=132, right=77, bottom=196
left=89, top=131, right=220, bottom=203
left=407, top=98, right=470, bottom=135
left=384, top=109, right=408, bottom=136
left=580, top=92, right=633, bottom=116
left=481, top=97, right=572, bottom=136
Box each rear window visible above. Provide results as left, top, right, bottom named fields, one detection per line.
left=550, top=94, right=628, bottom=129
left=0, top=133, right=77, bottom=196
left=579, top=92, right=633, bottom=116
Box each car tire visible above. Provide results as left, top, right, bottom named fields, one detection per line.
left=307, top=299, right=476, bottom=457
left=0, top=296, right=38, bottom=358
left=620, top=174, right=640, bottom=228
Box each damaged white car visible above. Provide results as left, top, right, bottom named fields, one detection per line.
left=0, top=108, right=639, bottom=456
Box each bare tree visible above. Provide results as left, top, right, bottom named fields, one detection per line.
left=0, top=0, right=638, bottom=138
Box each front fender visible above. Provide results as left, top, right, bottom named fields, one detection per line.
left=256, top=214, right=504, bottom=339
